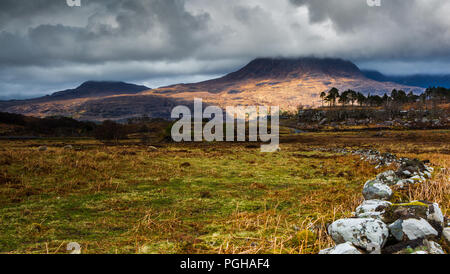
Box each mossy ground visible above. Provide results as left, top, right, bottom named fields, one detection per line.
left=0, top=130, right=449, bottom=254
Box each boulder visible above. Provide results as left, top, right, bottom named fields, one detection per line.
left=376, top=170, right=399, bottom=186
left=319, top=242, right=363, bottom=254
left=402, top=170, right=412, bottom=176
left=355, top=200, right=391, bottom=219
left=362, top=180, right=393, bottom=200
left=38, top=146, right=47, bottom=152
left=383, top=201, right=444, bottom=234
left=328, top=218, right=389, bottom=250
left=382, top=201, right=429, bottom=223
left=394, top=218, right=438, bottom=241
left=394, top=179, right=415, bottom=188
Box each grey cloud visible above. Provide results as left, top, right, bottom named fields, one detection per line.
left=0, top=0, right=214, bottom=66
left=1, top=0, right=450, bottom=98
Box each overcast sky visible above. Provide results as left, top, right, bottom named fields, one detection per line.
left=1, top=0, right=450, bottom=99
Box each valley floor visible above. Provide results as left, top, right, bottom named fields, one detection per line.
left=0, top=130, right=449, bottom=254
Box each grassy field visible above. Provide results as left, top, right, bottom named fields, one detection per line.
left=0, top=130, right=449, bottom=254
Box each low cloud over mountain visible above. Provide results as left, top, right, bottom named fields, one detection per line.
left=1, top=0, right=450, bottom=99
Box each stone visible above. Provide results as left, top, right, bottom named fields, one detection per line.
left=328, top=218, right=389, bottom=250
left=64, top=145, right=73, bottom=149
left=382, top=201, right=429, bottom=223
left=388, top=219, right=404, bottom=241
left=38, top=146, right=47, bottom=152
left=402, top=170, right=412, bottom=176
left=412, top=251, right=428, bottom=254
left=402, top=218, right=438, bottom=241
left=319, top=118, right=328, bottom=125
left=319, top=242, right=363, bottom=254
left=395, top=180, right=410, bottom=188
left=376, top=170, right=399, bottom=186
left=427, top=203, right=444, bottom=225
left=355, top=200, right=391, bottom=219
left=362, top=180, right=393, bottom=200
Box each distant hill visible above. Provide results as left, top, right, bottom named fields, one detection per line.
left=0, top=81, right=149, bottom=105
left=0, top=58, right=424, bottom=120
left=0, top=81, right=151, bottom=118
left=49, top=81, right=150, bottom=99
left=362, top=70, right=450, bottom=89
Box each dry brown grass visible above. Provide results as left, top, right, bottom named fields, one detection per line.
left=0, top=129, right=448, bottom=254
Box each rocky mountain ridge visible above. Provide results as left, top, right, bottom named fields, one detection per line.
left=0, top=58, right=424, bottom=120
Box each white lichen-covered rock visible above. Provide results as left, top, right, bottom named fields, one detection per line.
left=355, top=200, right=391, bottom=219
left=401, top=218, right=438, bottom=241
left=402, top=170, right=412, bottom=176
left=328, top=218, right=389, bottom=250
left=362, top=180, right=393, bottom=200
left=426, top=203, right=444, bottom=224
left=376, top=170, right=399, bottom=185
left=319, top=242, right=363, bottom=254
left=395, top=179, right=416, bottom=188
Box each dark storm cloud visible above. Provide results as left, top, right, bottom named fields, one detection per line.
left=0, top=0, right=214, bottom=66
left=1, top=0, right=450, bottom=98
left=289, top=0, right=450, bottom=61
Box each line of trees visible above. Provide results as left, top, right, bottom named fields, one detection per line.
left=0, top=112, right=96, bottom=136
left=319, top=86, right=450, bottom=107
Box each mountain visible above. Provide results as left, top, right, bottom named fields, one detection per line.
left=49, top=81, right=150, bottom=99
left=0, top=81, right=150, bottom=118
left=146, top=57, right=423, bottom=112
left=362, top=70, right=450, bottom=89
left=221, top=57, right=364, bottom=81
left=0, top=58, right=424, bottom=120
